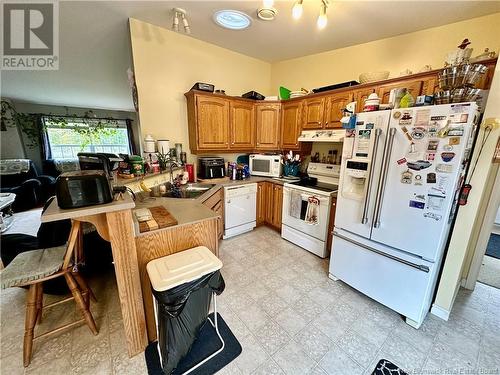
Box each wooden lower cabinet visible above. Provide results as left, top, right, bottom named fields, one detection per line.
left=256, top=182, right=267, bottom=226
left=202, top=188, right=224, bottom=239
left=271, top=184, right=283, bottom=229
left=256, top=181, right=283, bottom=231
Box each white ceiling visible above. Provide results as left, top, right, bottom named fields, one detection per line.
left=1, top=1, right=499, bottom=110
left=136, top=0, right=500, bottom=62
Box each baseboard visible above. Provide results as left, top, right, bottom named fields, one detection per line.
left=430, top=304, right=450, bottom=321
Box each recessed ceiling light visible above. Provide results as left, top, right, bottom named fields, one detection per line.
left=213, top=10, right=252, bottom=30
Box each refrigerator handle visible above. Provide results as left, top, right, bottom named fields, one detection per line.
left=361, top=128, right=382, bottom=224
left=373, top=127, right=397, bottom=228
left=333, top=231, right=430, bottom=273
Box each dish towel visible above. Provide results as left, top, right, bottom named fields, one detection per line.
left=289, top=190, right=302, bottom=219
left=305, top=196, right=320, bottom=225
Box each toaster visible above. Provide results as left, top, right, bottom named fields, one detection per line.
left=56, top=170, right=113, bottom=209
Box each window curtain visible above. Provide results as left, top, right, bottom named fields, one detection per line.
left=126, top=119, right=137, bottom=155
left=38, top=116, right=52, bottom=160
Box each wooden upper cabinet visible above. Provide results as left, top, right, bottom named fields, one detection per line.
left=324, top=92, right=352, bottom=129
left=281, top=101, right=302, bottom=150
left=352, top=88, right=375, bottom=113
left=229, top=101, right=255, bottom=149
left=302, top=97, right=325, bottom=129
left=377, top=80, right=424, bottom=104
left=196, top=95, right=230, bottom=150
left=255, top=103, right=281, bottom=150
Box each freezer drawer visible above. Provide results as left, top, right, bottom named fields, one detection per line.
left=330, top=232, right=434, bottom=325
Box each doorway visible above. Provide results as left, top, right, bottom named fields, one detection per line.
left=477, top=204, right=500, bottom=289
left=465, top=159, right=500, bottom=290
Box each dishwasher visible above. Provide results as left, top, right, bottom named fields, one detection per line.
left=223, top=183, right=257, bottom=239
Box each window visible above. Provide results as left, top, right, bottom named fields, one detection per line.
left=44, top=117, right=131, bottom=160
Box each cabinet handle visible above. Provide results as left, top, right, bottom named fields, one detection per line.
left=325, top=121, right=329, bottom=126
left=317, top=121, right=321, bottom=125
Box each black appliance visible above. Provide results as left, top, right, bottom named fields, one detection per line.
left=56, top=170, right=113, bottom=209
left=312, top=81, right=359, bottom=93
left=242, top=91, right=265, bottom=100
left=290, top=177, right=338, bottom=193
left=190, top=82, right=215, bottom=93
left=78, top=153, right=122, bottom=178
left=198, top=157, right=225, bottom=179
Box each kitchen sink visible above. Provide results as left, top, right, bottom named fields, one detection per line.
left=149, top=183, right=216, bottom=199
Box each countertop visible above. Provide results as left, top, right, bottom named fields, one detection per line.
left=133, top=197, right=219, bottom=237
left=132, top=176, right=290, bottom=236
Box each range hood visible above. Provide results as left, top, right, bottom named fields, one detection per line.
left=297, top=129, right=345, bottom=143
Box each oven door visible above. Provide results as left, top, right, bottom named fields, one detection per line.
left=282, top=186, right=330, bottom=241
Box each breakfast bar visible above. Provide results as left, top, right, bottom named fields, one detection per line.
left=41, top=195, right=149, bottom=357
left=41, top=193, right=222, bottom=354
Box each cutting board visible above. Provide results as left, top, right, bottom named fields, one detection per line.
left=137, top=206, right=178, bottom=233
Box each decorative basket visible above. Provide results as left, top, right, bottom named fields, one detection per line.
left=359, top=71, right=390, bottom=84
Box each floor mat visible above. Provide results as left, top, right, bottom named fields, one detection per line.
left=485, top=234, right=500, bottom=259
left=371, top=359, right=408, bottom=375
left=145, top=313, right=242, bottom=375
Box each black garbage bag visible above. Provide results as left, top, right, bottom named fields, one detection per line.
left=152, top=270, right=225, bottom=375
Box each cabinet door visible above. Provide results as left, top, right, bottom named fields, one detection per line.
left=196, top=96, right=229, bottom=150
left=256, top=104, right=281, bottom=150
left=302, top=98, right=325, bottom=129
left=281, top=101, right=302, bottom=150
left=324, top=92, right=352, bottom=129
left=229, top=101, right=255, bottom=149
left=377, top=80, right=424, bottom=104
left=271, top=184, right=283, bottom=229
left=353, top=88, right=375, bottom=112
left=263, top=182, right=274, bottom=224
left=256, top=182, right=266, bottom=226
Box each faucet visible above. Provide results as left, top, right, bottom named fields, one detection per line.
left=169, top=160, right=180, bottom=185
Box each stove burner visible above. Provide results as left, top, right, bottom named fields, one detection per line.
left=290, top=178, right=338, bottom=193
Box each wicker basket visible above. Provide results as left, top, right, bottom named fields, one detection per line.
left=359, top=71, right=390, bottom=84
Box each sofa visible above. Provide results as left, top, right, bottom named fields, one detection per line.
left=0, top=159, right=56, bottom=212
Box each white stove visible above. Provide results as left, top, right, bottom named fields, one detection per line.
left=282, top=163, right=340, bottom=258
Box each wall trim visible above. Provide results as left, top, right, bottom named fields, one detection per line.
left=430, top=304, right=450, bottom=321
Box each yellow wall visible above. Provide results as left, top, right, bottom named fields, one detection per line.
left=271, top=13, right=500, bottom=93
left=129, top=18, right=271, bottom=163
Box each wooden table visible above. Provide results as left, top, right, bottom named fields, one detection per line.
left=41, top=195, right=148, bottom=357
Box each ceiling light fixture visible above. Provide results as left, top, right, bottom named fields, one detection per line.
left=213, top=10, right=252, bottom=30
left=317, top=0, right=329, bottom=29
left=292, top=0, right=303, bottom=20
left=172, top=8, right=191, bottom=34
left=291, top=0, right=330, bottom=29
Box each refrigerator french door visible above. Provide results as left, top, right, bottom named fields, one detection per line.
left=330, top=103, right=479, bottom=328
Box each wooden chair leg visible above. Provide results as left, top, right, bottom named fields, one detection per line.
left=64, top=273, right=98, bottom=336
left=73, top=272, right=97, bottom=304
left=23, top=284, right=40, bottom=367
left=35, top=284, right=43, bottom=325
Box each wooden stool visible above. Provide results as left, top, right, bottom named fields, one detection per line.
left=0, top=221, right=99, bottom=367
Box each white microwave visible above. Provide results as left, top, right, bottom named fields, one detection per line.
left=249, top=154, right=282, bottom=177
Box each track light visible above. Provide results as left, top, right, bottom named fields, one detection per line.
left=292, top=0, right=303, bottom=20
left=182, top=14, right=191, bottom=34
left=172, top=11, right=179, bottom=32
left=317, top=0, right=328, bottom=29
left=172, top=8, right=190, bottom=34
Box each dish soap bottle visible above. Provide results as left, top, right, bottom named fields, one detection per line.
left=399, top=89, right=415, bottom=108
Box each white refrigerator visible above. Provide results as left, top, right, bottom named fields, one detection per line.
left=330, top=103, right=479, bottom=328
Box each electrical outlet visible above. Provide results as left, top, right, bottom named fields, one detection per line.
left=482, top=118, right=500, bottom=130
